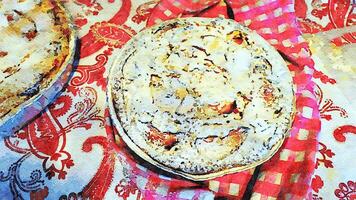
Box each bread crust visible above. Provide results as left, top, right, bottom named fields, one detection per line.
left=108, top=17, right=296, bottom=180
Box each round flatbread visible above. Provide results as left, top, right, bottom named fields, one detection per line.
left=0, top=0, right=74, bottom=132
left=109, top=17, right=295, bottom=180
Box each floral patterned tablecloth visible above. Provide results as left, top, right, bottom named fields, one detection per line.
left=0, top=0, right=354, bottom=199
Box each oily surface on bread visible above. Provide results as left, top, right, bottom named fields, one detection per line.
left=111, top=18, right=295, bottom=176
left=0, top=0, right=71, bottom=119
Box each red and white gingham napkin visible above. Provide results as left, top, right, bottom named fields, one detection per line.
left=113, top=0, right=321, bottom=199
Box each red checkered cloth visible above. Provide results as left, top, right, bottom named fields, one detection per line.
left=113, top=0, right=321, bottom=199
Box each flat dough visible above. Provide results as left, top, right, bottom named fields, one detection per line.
left=0, top=0, right=71, bottom=119
left=110, top=17, right=295, bottom=177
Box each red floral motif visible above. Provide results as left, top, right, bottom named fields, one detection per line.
left=69, top=49, right=112, bottom=93
left=315, top=84, right=348, bottom=121
left=25, top=110, right=73, bottom=180
left=297, top=18, right=326, bottom=34
left=75, top=0, right=100, bottom=7
left=313, top=70, right=336, bottom=85
left=328, top=0, right=356, bottom=44
left=333, top=125, right=356, bottom=143
left=74, top=18, right=88, bottom=28
left=81, top=136, right=116, bottom=199
left=65, top=87, right=105, bottom=131
left=64, top=1, right=102, bottom=29
left=4, top=131, right=31, bottom=154
left=132, top=0, right=159, bottom=24
left=319, top=99, right=348, bottom=120
left=296, top=0, right=356, bottom=45
left=49, top=95, right=73, bottom=118
left=90, top=22, right=136, bottom=48
left=30, top=186, right=49, bottom=200
left=311, top=0, right=328, bottom=19
left=77, top=1, right=103, bottom=17
left=311, top=175, right=324, bottom=193
left=4, top=87, right=105, bottom=180
left=335, top=181, right=356, bottom=200
left=115, top=179, right=141, bottom=200
left=80, top=0, right=132, bottom=58
left=294, top=0, right=308, bottom=18
left=316, top=142, right=335, bottom=169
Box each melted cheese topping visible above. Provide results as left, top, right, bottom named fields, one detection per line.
left=112, top=18, right=295, bottom=175
left=0, top=0, right=71, bottom=118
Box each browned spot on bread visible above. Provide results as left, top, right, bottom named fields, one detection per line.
left=262, top=82, right=275, bottom=104
left=3, top=66, right=20, bottom=75
left=197, top=127, right=248, bottom=149
left=227, top=30, right=251, bottom=46
left=203, top=135, right=218, bottom=143
left=149, top=74, right=162, bottom=87
left=166, top=73, right=181, bottom=78
left=209, top=101, right=239, bottom=115
left=25, top=29, right=38, bottom=41
left=0, top=51, right=8, bottom=57
left=146, top=125, right=178, bottom=149
left=224, top=128, right=244, bottom=148
left=6, top=14, right=14, bottom=22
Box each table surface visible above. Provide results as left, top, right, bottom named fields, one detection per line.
left=0, top=0, right=355, bottom=199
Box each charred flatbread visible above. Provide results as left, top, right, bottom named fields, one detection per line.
left=109, top=17, right=295, bottom=180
